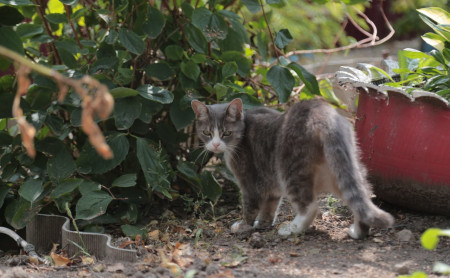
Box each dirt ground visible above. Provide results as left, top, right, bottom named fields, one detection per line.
left=1, top=182, right=449, bottom=278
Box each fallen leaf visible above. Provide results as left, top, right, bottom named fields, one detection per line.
left=29, top=256, right=39, bottom=265
left=289, top=252, right=300, bottom=257
left=81, top=256, right=95, bottom=265
left=148, top=230, right=160, bottom=240
left=119, top=240, right=135, bottom=249
left=50, top=251, right=72, bottom=266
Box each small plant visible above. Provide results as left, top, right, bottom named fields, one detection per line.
left=360, top=7, right=450, bottom=100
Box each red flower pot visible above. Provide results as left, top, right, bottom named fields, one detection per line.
left=337, top=67, right=450, bottom=215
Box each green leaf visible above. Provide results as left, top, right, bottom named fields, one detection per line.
left=222, top=62, right=238, bottom=79
left=47, top=145, right=76, bottom=181
left=138, top=97, right=163, bottom=123
left=57, top=47, right=77, bottom=69
left=110, top=87, right=139, bottom=98
left=136, top=138, right=172, bottom=199
left=177, top=161, right=200, bottom=184
left=0, top=0, right=33, bottom=5
left=421, top=228, right=442, bottom=250
left=16, top=24, right=44, bottom=38
left=119, top=28, right=145, bottom=55
left=143, top=6, right=165, bottom=39
left=0, top=131, right=13, bottom=146
left=164, top=45, right=184, bottom=60
left=121, top=224, right=147, bottom=239
left=59, top=0, right=78, bottom=5
left=221, top=51, right=251, bottom=77
left=417, top=7, right=450, bottom=26
left=76, top=132, right=130, bottom=174
left=0, top=27, right=24, bottom=54
left=137, top=84, right=174, bottom=104
left=181, top=60, right=200, bottom=81
left=0, top=181, right=10, bottom=209
left=287, top=62, right=320, bottom=95
left=18, top=179, right=43, bottom=203
left=50, top=178, right=83, bottom=199
left=144, top=62, right=175, bottom=81
left=184, top=23, right=208, bottom=54
left=45, top=13, right=68, bottom=24
left=113, top=97, right=142, bottom=130
left=111, top=174, right=137, bottom=188
left=201, top=171, right=222, bottom=202
left=169, top=93, right=195, bottom=130
left=5, top=198, right=40, bottom=229
left=116, top=68, right=133, bottom=85
left=192, top=7, right=212, bottom=30
left=319, top=79, right=344, bottom=107
left=79, top=180, right=101, bottom=195
left=267, top=65, right=295, bottom=103
left=0, top=6, right=24, bottom=26
left=429, top=49, right=447, bottom=66
left=241, top=0, right=261, bottom=13
left=274, top=29, right=293, bottom=49
left=422, top=32, right=445, bottom=51
left=75, top=190, right=113, bottom=220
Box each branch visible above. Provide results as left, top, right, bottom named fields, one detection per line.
left=64, top=4, right=83, bottom=49
left=284, top=1, right=394, bottom=58
left=0, top=46, right=114, bottom=159
left=259, top=0, right=280, bottom=64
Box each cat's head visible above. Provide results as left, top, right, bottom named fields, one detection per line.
left=191, top=98, right=244, bottom=154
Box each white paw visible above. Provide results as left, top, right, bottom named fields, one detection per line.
left=278, top=222, right=294, bottom=236
left=347, top=224, right=362, bottom=239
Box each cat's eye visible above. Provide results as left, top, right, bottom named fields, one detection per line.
left=202, top=130, right=212, bottom=136
left=222, top=131, right=232, bottom=137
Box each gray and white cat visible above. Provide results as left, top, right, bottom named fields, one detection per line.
left=191, top=98, right=394, bottom=239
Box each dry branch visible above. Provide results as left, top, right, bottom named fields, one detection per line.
left=0, top=46, right=114, bottom=159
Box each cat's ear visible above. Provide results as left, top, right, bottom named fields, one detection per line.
left=191, top=100, right=209, bottom=121
left=226, top=98, right=243, bottom=122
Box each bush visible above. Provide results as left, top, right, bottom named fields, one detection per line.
left=0, top=0, right=359, bottom=233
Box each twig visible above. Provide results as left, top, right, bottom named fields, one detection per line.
left=64, top=5, right=83, bottom=49
left=352, top=7, right=378, bottom=44
left=0, top=45, right=114, bottom=159
left=284, top=1, right=394, bottom=58
left=259, top=0, right=280, bottom=64
left=34, top=0, right=61, bottom=64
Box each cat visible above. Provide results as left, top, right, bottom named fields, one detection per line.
left=191, top=98, right=394, bottom=239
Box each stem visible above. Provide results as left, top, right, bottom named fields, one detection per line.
left=259, top=0, right=279, bottom=64
left=64, top=5, right=83, bottom=49
left=0, top=46, right=53, bottom=76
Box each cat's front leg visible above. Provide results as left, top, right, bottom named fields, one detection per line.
left=254, top=195, right=282, bottom=230
left=230, top=193, right=260, bottom=234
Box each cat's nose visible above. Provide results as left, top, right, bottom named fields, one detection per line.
left=213, top=142, right=220, bottom=148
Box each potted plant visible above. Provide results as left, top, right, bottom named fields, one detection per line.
left=336, top=7, right=450, bottom=216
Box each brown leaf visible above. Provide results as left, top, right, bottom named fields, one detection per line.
left=50, top=251, right=72, bottom=266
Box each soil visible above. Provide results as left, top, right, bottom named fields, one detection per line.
left=1, top=183, right=449, bottom=278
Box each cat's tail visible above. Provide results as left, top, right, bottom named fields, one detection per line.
left=322, top=116, right=394, bottom=229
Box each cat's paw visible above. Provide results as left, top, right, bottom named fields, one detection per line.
left=230, top=220, right=253, bottom=234
left=253, top=219, right=272, bottom=230
left=346, top=223, right=368, bottom=240
left=277, top=222, right=293, bottom=236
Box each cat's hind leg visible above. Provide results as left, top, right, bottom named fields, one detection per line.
left=277, top=180, right=318, bottom=236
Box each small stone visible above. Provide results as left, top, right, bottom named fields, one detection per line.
left=394, top=261, right=411, bottom=275
left=396, top=229, right=413, bottom=242
left=248, top=232, right=266, bottom=249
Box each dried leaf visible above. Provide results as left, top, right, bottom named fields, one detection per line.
left=81, top=256, right=95, bottom=265
left=148, top=230, right=160, bottom=240
left=50, top=251, right=72, bottom=266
